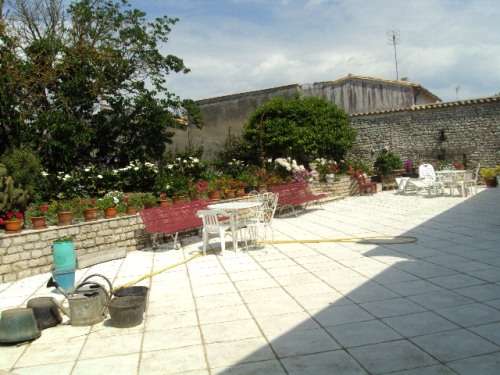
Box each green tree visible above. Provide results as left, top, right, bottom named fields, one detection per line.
left=244, top=96, right=356, bottom=165
left=1, top=0, right=199, bottom=171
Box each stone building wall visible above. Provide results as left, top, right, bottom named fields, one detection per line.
left=0, top=216, right=146, bottom=283
left=349, top=98, right=500, bottom=167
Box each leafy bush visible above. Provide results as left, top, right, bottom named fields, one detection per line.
left=373, top=150, right=403, bottom=176
left=1, top=148, right=42, bottom=198
left=244, top=96, right=356, bottom=164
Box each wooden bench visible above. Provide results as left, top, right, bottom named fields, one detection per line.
left=140, top=200, right=209, bottom=248
left=268, top=182, right=328, bottom=215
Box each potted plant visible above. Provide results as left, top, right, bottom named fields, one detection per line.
left=97, top=196, right=118, bottom=218
left=207, top=179, right=221, bottom=200
left=141, top=193, right=157, bottom=208
left=39, top=202, right=49, bottom=213
left=480, top=168, right=498, bottom=188
left=374, top=150, right=403, bottom=188
left=126, top=193, right=143, bottom=214
left=2, top=210, right=24, bottom=233
left=80, top=198, right=98, bottom=222
left=25, top=205, right=47, bottom=229
left=55, top=200, right=74, bottom=226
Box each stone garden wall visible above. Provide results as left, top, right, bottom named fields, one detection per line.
left=0, top=216, right=146, bottom=283
left=311, top=175, right=359, bottom=198
left=349, top=98, right=500, bottom=167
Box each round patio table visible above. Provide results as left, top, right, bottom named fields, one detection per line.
left=207, top=201, right=263, bottom=251
left=436, top=170, right=467, bottom=196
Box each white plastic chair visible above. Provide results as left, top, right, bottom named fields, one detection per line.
left=197, top=209, right=242, bottom=255
left=407, top=164, right=443, bottom=195
left=462, top=163, right=480, bottom=196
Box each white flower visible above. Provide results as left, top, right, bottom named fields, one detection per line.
left=41, top=171, right=49, bottom=177
left=84, top=168, right=90, bottom=172
left=63, top=174, right=71, bottom=181
left=167, top=164, right=174, bottom=170
left=133, top=167, right=139, bottom=171
left=193, top=158, right=199, bottom=163
left=144, top=162, right=155, bottom=168
left=97, top=174, right=103, bottom=179
left=113, top=197, right=119, bottom=204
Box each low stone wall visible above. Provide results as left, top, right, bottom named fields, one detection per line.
left=0, top=215, right=146, bottom=283
left=311, top=175, right=359, bottom=198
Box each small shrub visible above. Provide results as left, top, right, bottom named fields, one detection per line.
left=373, top=150, right=403, bottom=176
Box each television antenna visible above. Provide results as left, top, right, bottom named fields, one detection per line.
left=387, top=30, right=401, bottom=80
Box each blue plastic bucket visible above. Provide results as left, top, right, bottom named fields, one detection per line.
left=52, top=268, right=75, bottom=293
left=52, top=241, right=76, bottom=270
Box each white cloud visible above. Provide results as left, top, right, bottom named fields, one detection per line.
left=161, top=0, right=500, bottom=101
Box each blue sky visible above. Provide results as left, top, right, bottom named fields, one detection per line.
left=130, top=0, right=500, bottom=101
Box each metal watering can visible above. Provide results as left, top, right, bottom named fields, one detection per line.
left=55, top=274, right=113, bottom=326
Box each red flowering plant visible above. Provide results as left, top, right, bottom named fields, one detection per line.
left=453, top=161, right=465, bottom=170
left=0, top=209, right=24, bottom=225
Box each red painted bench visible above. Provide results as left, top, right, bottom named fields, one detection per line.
left=268, top=182, right=328, bottom=215
left=140, top=200, right=209, bottom=248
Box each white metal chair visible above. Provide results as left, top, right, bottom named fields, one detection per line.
left=462, top=163, right=480, bottom=196
left=246, top=192, right=279, bottom=243
left=197, top=209, right=243, bottom=255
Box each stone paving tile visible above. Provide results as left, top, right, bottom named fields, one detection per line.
left=212, top=359, right=286, bottom=375
left=0, top=345, right=27, bottom=371
left=80, top=332, right=143, bottom=359
left=205, top=338, right=275, bottom=368
left=470, top=322, right=500, bottom=346
left=349, top=340, right=437, bottom=374
left=411, top=328, right=500, bottom=362
left=385, top=279, right=445, bottom=296
left=140, top=345, right=207, bottom=374
left=270, top=328, right=340, bottom=357
left=312, top=304, right=374, bottom=327
left=142, top=326, right=202, bottom=352
left=390, top=364, right=458, bottom=374
left=383, top=311, right=459, bottom=338
left=428, top=274, right=486, bottom=289
left=145, top=310, right=198, bottom=330
left=454, top=283, right=500, bottom=302
left=256, top=311, right=321, bottom=338
left=435, top=302, right=500, bottom=327
left=408, top=290, right=474, bottom=310
left=448, top=351, right=500, bottom=375
left=201, top=319, right=262, bottom=344
left=16, top=337, right=86, bottom=368
left=73, top=353, right=140, bottom=375
left=198, top=304, right=252, bottom=325
left=282, top=350, right=368, bottom=375
left=326, top=319, right=402, bottom=348
left=12, top=361, right=75, bottom=375
left=360, top=298, right=427, bottom=318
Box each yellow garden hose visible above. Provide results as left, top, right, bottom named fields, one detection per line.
left=113, top=236, right=416, bottom=290
left=259, top=236, right=418, bottom=245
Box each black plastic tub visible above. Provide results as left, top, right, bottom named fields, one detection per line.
left=113, top=286, right=149, bottom=312
left=108, top=296, right=144, bottom=328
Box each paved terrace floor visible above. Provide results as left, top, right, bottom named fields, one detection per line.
left=1, top=188, right=500, bottom=375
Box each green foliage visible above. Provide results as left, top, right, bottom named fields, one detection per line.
left=140, top=193, right=157, bottom=208
left=0, top=148, right=42, bottom=197
left=1, top=0, right=198, bottom=172
left=373, top=150, right=403, bottom=176
left=480, top=167, right=497, bottom=179
left=127, top=193, right=144, bottom=209
left=244, top=96, right=356, bottom=165
left=0, top=163, right=30, bottom=213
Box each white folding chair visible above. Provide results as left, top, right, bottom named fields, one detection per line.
left=197, top=209, right=241, bottom=255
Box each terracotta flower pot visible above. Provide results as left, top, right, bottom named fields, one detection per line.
left=225, top=190, right=236, bottom=199
left=208, top=190, right=221, bottom=200
left=57, top=211, right=73, bottom=226
left=104, top=207, right=118, bottom=219
left=126, top=206, right=137, bottom=215
left=5, top=219, right=23, bottom=233
left=30, top=217, right=47, bottom=230
left=39, top=203, right=49, bottom=213
left=484, top=178, right=498, bottom=188
left=83, top=208, right=98, bottom=222
left=158, top=199, right=170, bottom=208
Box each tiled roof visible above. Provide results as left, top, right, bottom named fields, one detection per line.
left=350, top=95, right=500, bottom=117
left=315, top=74, right=441, bottom=102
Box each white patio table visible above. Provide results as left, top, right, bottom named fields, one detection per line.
left=207, top=201, right=263, bottom=251
left=436, top=170, right=467, bottom=196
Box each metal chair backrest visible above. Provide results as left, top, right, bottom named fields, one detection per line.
left=473, top=163, right=481, bottom=183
